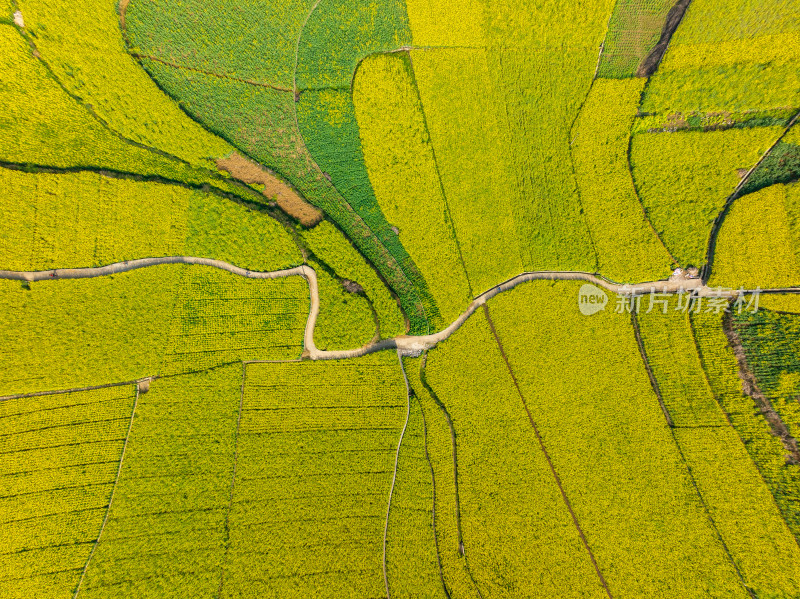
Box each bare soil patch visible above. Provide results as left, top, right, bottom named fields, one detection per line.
left=637, top=0, right=692, bottom=77
left=217, top=152, right=323, bottom=226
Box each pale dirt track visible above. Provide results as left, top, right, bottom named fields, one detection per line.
left=0, top=257, right=796, bottom=361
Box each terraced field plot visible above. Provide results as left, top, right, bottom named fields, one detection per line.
left=3, top=0, right=800, bottom=596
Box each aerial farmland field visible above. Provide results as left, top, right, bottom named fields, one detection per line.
left=2, top=0, right=800, bottom=596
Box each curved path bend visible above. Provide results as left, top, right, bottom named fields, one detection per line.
left=0, top=258, right=795, bottom=361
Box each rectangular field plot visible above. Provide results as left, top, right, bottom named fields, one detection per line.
left=161, top=267, right=308, bottom=375
left=0, top=385, right=136, bottom=599
left=426, top=312, right=608, bottom=599
left=78, top=366, right=241, bottom=599
left=221, top=356, right=407, bottom=599
left=635, top=298, right=728, bottom=426
left=597, top=0, right=674, bottom=78
left=0, top=269, right=180, bottom=397
left=487, top=282, right=753, bottom=598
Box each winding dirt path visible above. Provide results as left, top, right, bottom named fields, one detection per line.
left=1, top=257, right=796, bottom=361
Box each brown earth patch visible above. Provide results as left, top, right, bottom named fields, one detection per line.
left=216, top=152, right=323, bottom=226
left=118, top=0, right=130, bottom=30
left=637, top=0, right=693, bottom=77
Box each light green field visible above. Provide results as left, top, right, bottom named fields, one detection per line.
left=160, top=267, right=309, bottom=375
left=487, top=283, right=750, bottom=598
left=630, top=127, right=782, bottom=267
left=353, top=52, right=473, bottom=322
left=572, top=77, right=674, bottom=281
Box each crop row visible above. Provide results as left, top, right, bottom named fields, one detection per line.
left=0, top=386, right=137, bottom=599
left=352, top=52, right=473, bottom=325
left=571, top=77, right=673, bottom=282
left=74, top=366, right=241, bottom=598
left=481, top=282, right=759, bottom=597
left=691, top=310, right=800, bottom=543
left=630, top=126, right=782, bottom=267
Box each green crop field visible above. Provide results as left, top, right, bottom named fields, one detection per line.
left=353, top=52, right=473, bottom=322
left=3, top=0, right=800, bottom=596
left=630, top=127, right=782, bottom=267
left=571, top=77, right=674, bottom=282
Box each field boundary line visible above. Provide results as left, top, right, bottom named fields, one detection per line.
left=482, top=304, right=613, bottom=599
left=418, top=356, right=485, bottom=598
left=405, top=50, right=475, bottom=299
left=416, top=393, right=452, bottom=599
left=216, top=362, right=247, bottom=598
left=703, top=109, right=800, bottom=281
left=0, top=376, right=154, bottom=402
left=384, top=350, right=412, bottom=599
left=630, top=310, right=675, bottom=426
left=72, top=383, right=141, bottom=599
left=131, top=54, right=294, bottom=93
